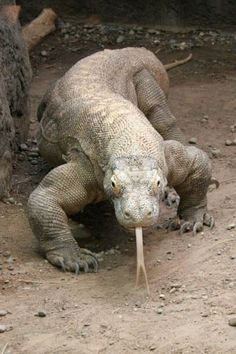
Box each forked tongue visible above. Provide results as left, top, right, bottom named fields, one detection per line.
left=135, top=227, right=150, bottom=295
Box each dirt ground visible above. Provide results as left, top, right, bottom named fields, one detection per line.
left=0, top=19, right=236, bottom=354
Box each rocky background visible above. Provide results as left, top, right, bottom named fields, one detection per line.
left=16, top=0, right=236, bottom=28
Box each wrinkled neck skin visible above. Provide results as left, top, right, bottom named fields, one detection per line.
left=103, top=155, right=167, bottom=231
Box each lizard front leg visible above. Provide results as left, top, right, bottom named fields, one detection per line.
left=163, top=140, right=214, bottom=235
left=27, top=158, right=103, bottom=273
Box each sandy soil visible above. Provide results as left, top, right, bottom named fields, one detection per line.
left=0, top=22, right=236, bottom=354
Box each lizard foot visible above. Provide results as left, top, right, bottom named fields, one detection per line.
left=46, top=247, right=98, bottom=274
left=179, top=211, right=215, bottom=236
left=161, top=211, right=214, bottom=236
left=160, top=217, right=180, bottom=232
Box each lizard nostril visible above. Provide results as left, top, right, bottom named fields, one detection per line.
left=124, top=211, right=131, bottom=219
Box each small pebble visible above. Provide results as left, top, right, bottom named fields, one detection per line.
left=228, top=318, right=236, bottom=327
left=30, top=159, right=38, bottom=165
left=41, top=50, right=48, bottom=57
left=149, top=345, right=157, bottom=351
left=225, top=139, right=233, bottom=146
left=7, top=197, right=15, bottom=204
left=210, top=148, right=221, bottom=158
left=20, top=143, right=28, bottom=151
left=226, top=223, right=235, bottom=230
left=28, top=151, right=39, bottom=158
left=0, top=324, right=6, bottom=333
left=3, top=251, right=11, bottom=257
left=159, top=294, right=165, bottom=300
left=189, top=137, right=197, bottom=144
left=116, top=35, right=124, bottom=43
left=0, top=310, right=7, bottom=316
left=156, top=308, right=163, bottom=314
left=35, top=311, right=47, bottom=317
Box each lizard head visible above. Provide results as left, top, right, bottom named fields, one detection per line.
left=104, top=156, right=166, bottom=231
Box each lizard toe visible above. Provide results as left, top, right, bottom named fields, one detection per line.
left=179, top=221, right=192, bottom=235
left=203, top=213, right=215, bottom=229
left=46, top=248, right=98, bottom=273
left=79, top=248, right=98, bottom=272
left=193, top=221, right=203, bottom=236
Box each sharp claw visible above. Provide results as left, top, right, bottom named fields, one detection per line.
left=193, top=222, right=203, bottom=236
left=58, top=258, right=66, bottom=272
left=179, top=222, right=192, bottom=235
left=75, top=263, right=80, bottom=274
left=91, top=258, right=98, bottom=272
left=209, top=216, right=215, bottom=229
left=82, top=262, right=89, bottom=273
left=203, top=213, right=215, bottom=229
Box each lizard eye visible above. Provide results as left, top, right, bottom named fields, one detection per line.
left=152, top=173, right=161, bottom=194
left=111, top=175, right=121, bottom=195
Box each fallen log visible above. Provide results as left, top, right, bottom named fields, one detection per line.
left=22, top=8, right=57, bottom=51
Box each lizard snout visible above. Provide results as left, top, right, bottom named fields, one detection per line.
left=118, top=202, right=159, bottom=229
left=124, top=208, right=153, bottom=221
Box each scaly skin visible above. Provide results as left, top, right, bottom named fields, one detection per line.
left=28, top=47, right=213, bottom=273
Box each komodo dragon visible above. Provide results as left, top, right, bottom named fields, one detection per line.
left=28, top=47, right=214, bottom=273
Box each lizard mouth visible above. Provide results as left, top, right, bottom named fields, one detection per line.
left=125, top=226, right=149, bottom=234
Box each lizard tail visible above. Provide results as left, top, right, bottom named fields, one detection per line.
left=164, top=53, right=192, bottom=70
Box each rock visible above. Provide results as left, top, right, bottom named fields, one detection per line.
left=36, top=311, right=47, bottom=317
left=209, top=148, right=221, bottom=158
left=147, top=29, right=155, bottom=34
left=28, top=151, right=39, bottom=158
left=228, top=318, right=236, bottom=327
left=226, top=223, right=235, bottom=230
left=159, top=294, right=165, bottom=300
left=156, top=308, right=163, bottom=314
left=189, top=137, right=197, bottom=144
left=225, top=139, right=233, bottom=146
left=17, top=154, right=25, bottom=161
left=3, top=251, right=11, bottom=257
left=20, top=143, right=28, bottom=151
left=40, top=50, right=48, bottom=57
left=170, top=283, right=182, bottom=289
left=30, top=159, right=38, bottom=165
left=0, top=310, right=7, bottom=316
left=116, top=35, right=124, bottom=44
left=179, top=41, right=188, bottom=50
left=149, top=345, right=157, bottom=351
left=7, top=197, right=15, bottom=204
left=0, top=324, right=6, bottom=333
